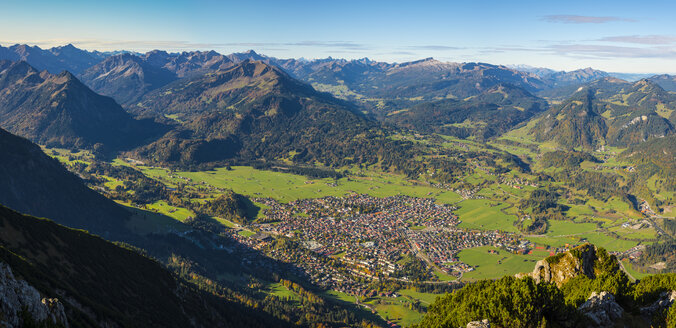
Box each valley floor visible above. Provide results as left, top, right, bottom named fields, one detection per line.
left=44, top=134, right=673, bottom=327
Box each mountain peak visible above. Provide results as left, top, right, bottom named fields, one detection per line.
left=394, top=57, right=443, bottom=69
left=54, top=70, right=79, bottom=83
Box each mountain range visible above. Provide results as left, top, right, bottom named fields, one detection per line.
left=0, top=43, right=106, bottom=74
left=1, top=43, right=675, bottom=164
left=79, top=53, right=178, bottom=106
left=0, top=60, right=165, bottom=150
left=129, top=60, right=397, bottom=167
left=1, top=43, right=675, bottom=327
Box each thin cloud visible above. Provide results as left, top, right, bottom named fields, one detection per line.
left=286, top=41, right=367, bottom=50
left=404, top=45, right=463, bottom=51
left=2, top=39, right=369, bottom=53
left=548, top=44, right=676, bottom=59
left=542, top=15, right=635, bottom=24
left=1, top=39, right=230, bottom=51
left=224, top=41, right=367, bottom=50
left=480, top=43, right=676, bottom=60
left=381, top=51, right=418, bottom=56
left=597, top=35, right=676, bottom=45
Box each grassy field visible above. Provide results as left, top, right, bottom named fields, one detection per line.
left=121, top=203, right=189, bottom=234
left=398, top=289, right=442, bottom=305
left=527, top=232, right=638, bottom=252
left=610, top=226, right=657, bottom=240
left=545, top=220, right=598, bottom=236
left=324, top=290, right=425, bottom=327
left=324, top=290, right=356, bottom=303
left=432, top=267, right=457, bottom=282
left=458, top=246, right=552, bottom=281
left=267, top=282, right=300, bottom=301
left=621, top=260, right=654, bottom=281
left=455, top=199, right=518, bottom=232
left=142, top=165, right=463, bottom=204
left=364, top=297, right=425, bottom=327
left=145, top=200, right=195, bottom=222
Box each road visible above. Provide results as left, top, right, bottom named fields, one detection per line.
left=617, top=259, right=637, bottom=281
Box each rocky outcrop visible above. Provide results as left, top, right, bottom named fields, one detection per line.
left=577, top=291, right=624, bottom=327
left=517, top=244, right=597, bottom=287
left=0, top=262, right=68, bottom=327
left=466, top=319, right=490, bottom=328
left=640, top=290, right=676, bottom=317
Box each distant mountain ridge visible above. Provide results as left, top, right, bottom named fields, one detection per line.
left=79, top=53, right=178, bottom=106
left=385, top=84, right=548, bottom=139
left=143, top=49, right=235, bottom=77
left=4, top=42, right=675, bottom=155
left=649, top=74, right=676, bottom=92
left=0, top=43, right=106, bottom=74
left=271, top=57, right=548, bottom=115
left=0, top=60, right=164, bottom=150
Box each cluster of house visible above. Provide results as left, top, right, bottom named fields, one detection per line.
left=453, top=187, right=484, bottom=199
left=637, top=200, right=657, bottom=217
left=238, top=194, right=533, bottom=294
left=497, top=176, right=539, bottom=189
left=613, top=244, right=646, bottom=261
left=408, top=229, right=530, bottom=274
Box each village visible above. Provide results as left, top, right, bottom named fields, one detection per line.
left=212, top=194, right=535, bottom=296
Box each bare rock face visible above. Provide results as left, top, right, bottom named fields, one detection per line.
left=519, top=244, right=597, bottom=287
left=640, top=290, right=676, bottom=317
left=466, top=319, right=490, bottom=328
left=577, top=291, right=624, bottom=327
left=0, top=262, right=69, bottom=327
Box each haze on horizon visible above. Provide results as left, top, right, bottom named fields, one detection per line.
left=1, top=0, right=675, bottom=74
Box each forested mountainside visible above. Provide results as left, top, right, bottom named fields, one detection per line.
left=0, top=60, right=165, bottom=150
left=0, top=205, right=284, bottom=328
left=531, top=79, right=676, bottom=149
left=385, top=84, right=548, bottom=139
left=129, top=60, right=413, bottom=168
left=0, top=127, right=129, bottom=235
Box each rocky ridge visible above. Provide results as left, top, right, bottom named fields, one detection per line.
left=0, top=262, right=68, bottom=327
left=516, top=244, right=598, bottom=287
left=577, top=291, right=624, bottom=327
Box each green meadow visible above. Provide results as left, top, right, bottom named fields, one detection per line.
left=141, top=165, right=463, bottom=204
left=458, top=246, right=552, bottom=281
left=455, top=199, right=518, bottom=232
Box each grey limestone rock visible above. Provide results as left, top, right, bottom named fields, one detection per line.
left=0, top=262, right=69, bottom=327
left=466, top=319, right=490, bottom=328
left=577, top=291, right=624, bottom=327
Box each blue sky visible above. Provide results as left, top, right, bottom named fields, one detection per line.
left=2, top=0, right=675, bottom=73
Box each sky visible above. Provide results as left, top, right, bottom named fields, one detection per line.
left=1, top=0, right=675, bottom=73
